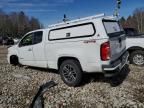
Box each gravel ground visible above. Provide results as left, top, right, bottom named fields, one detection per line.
left=0, top=46, right=144, bottom=108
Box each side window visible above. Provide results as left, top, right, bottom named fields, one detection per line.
left=49, top=23, right=95, bottom=40
left=33, top=31, right=43, bottom=44
left=19, top=33, right=33, bottom=47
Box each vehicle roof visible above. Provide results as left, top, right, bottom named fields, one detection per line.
left=48, top=14, right=117, bottom=29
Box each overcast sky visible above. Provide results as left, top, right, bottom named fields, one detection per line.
left=1, top=0, right=144, bottom=27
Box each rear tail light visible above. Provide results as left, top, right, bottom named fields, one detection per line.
left=101, top=41, right=111, bottom=61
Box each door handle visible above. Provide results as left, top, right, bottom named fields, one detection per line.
left=28, top=48, right=32, bottom=51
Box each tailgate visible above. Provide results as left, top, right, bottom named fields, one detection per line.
left=103, top=19, right=126, bottom=61
left=110, top=35, right=126, bottom=61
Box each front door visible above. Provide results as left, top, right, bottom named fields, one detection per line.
left=18, top=33, right=34, bottom=66
left=32, top=31, right=47, bottom=68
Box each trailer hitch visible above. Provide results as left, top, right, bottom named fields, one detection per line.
left=30, top=81, right=57, bottom=108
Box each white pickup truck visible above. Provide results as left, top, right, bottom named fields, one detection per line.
left=126, top=31, right=144, bottom=66
left=7, top=14, right=128, bottom=86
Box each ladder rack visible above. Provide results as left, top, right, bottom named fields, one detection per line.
left=48, top=13, right=105, bottom=28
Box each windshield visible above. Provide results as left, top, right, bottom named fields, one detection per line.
left=103, top=19, right=124, bottom=37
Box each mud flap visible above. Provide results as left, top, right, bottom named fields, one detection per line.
left=30, top=81, right=57, bottom=108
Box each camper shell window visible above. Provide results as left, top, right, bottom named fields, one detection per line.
left=102, top=19, right=124, bottom=37
left=48, top=23, right=96, bottom=41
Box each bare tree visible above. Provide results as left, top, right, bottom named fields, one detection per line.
left=120, top=7, right=144, bottom=33
left=0, top=10, right=42, bottom=38
left=133, top=8, right=144, bottom=32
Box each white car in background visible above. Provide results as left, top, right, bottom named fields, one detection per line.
left=125, top=28, right=144, bottom=66
left=13, top=38, right=20, bottom=44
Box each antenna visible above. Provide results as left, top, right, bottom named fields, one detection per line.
left=114, top=0, right=122, bottom=18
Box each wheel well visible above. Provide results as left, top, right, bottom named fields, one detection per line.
left=10, top=55, right=19, bottom=64
left=127, top=46, right=144, bottom=54
left=58, top=57, right=81, bottom=69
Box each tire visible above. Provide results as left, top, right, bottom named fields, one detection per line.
left=10, top=55, right=19, bottom=66
left=129, top=50, right=144, bottom=66
left=59, top=59, right=82, bottom=87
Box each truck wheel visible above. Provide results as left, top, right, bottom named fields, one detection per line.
left=59, top=60, right=82, bottom=87
left=130, top=50, right=144, bottom=66
left=10, top=55, right=19, bottom=66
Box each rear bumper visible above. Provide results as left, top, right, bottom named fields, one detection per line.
left=102, top=51, right=129, bottom=77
